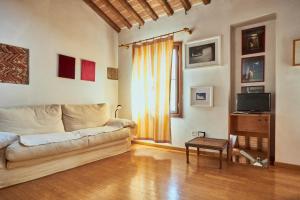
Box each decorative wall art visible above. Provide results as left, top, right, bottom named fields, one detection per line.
left=58, top=54, right=75, bottom=79
left=186, top=36, right=221, bottom=68
left=293, top=39, right=300, bottom=66
left=190, top=86, right=213, bottom=107
left=241, top=56, right=264, bottom=83
left=81, top=59, right=95, bottom=81
left=0, top=43, right=29, bottom=84
left=107, top=67, right=118, bottom=80
left=242, top=26, right=265, bottom=55
left=241, top=86, right=265, bottom=93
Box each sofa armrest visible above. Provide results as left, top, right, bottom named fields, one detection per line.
left=0, top=132, right=18, bottom=149
left=106, top=118, right=136, bottom=129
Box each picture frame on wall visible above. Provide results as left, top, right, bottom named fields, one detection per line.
left=293, top=39, right=300, bottom=66
left=241, top=86, right=265, bottom=93
left=0, top=43, right=29, bottom=85
left=190, top=86, right=213, bottom=107
left=186, top=36, right=221, bottom=68
left=242, top=26, right=265, bottom=55
left=241, top=56, right=264, bottom=83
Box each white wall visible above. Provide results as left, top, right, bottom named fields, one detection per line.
left=232, top=19, right=276, bottom=111
left=118, top=0, right=300, bottom=165
left=0, top=0, right=119, bottom=113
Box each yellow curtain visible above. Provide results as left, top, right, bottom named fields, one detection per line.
left=131, top=36, right=174, bottom=143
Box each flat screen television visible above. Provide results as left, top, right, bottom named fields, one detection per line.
left=236, top=93, right=271, bottom=113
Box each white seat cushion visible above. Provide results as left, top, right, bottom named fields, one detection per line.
left=6, top=137, right=88, bottom=162
left=62, top=104, right=110, bottom=132
left=88, top=128, right=130, bottom=147
left=0, top=105, right=65, bottom=135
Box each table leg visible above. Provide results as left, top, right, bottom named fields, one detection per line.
left=219, top=150, right=222, bottom=169
left=226, top=144, right=229, bottom=161
left=186, top=146, right=189, bottom=164
left=197, top=147, right=200, bottom=157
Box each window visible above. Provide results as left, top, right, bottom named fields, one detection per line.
left=170, top=42, right=183, bottom=118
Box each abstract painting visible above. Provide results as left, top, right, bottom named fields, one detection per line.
left=241, top=56, right=264, bottom=83
left=58, top=54, right=75, bottom=79
left=0, top=43, right=29, bottom=84
left=186, top=36, right=221, bottom=68
left=107, top=67, right=118, bottom=80
left=242, top=26, right=265, bottom=55
left=190, top=86, right=213, bottom=107
left=81, top=59, right=95, bottom=81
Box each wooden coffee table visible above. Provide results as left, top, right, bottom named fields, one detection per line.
left=185, top=137, right=228, bottom=169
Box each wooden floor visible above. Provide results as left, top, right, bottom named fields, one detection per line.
left=1, top=144, right=300, bottom=200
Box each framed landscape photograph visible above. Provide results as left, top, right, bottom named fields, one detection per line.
left=242, top=26, right=265, bottom=55
left=241, top=86, right=265, bottom=93
left=241, top=56, right=264, bottom=83
left=190, top=86, right=213, bottom=107
left=186, top=36, right=220, bottom=68
left=293, top=39, right=300, bottom=66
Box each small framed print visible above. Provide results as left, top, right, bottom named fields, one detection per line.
left=242, top=26, right=265, bottom=55
left=241, top=56, right=264, bottom=83
left=241, top=86, right=265, bottom=93
left=186, top=36, right=221, bottom=68
left=190, top=86, right=213, bottom=107
left=293, top=39, right=300, bottom=66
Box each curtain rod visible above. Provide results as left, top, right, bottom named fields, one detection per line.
left=119, top=27, right=192, bottom=49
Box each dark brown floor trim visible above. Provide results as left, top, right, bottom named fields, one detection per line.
left=275, top=161, right=300, bottom=170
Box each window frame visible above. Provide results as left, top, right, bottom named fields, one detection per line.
left=170, top=41, right=183, bottom=118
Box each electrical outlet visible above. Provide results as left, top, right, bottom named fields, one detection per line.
left=198, top=131, right=206, bottom=137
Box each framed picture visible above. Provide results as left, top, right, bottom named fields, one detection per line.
left=241, top=86, right=265, bottom=93
left=293, top=39, right=300, bottom=66
left=241, top=56, right=264, bottom=83
left=190, top=86, right=213, bottom=107
left=242, top=26, right=265, bottom=55
left=0, top=43, right=29, bottom=85
left=186, top=36, right=221, bottom=68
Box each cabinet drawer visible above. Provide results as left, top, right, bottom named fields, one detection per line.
left=234, top=115, right=269, bottom=134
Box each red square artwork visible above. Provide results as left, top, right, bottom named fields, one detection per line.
left=58, top=54, right=75, bottom=79
left=81, top=59, right=95, bottom=82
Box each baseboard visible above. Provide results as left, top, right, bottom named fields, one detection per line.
left=131, top=140, right=227, bottom=158
left=275, top=162, right=300, bottom=170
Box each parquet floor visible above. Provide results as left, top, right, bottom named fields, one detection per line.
left=0, top=144, right=300, bottom=200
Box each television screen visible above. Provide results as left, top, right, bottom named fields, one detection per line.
left=236, top=93, right=271, bottom=112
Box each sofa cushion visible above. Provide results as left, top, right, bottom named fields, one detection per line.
left=88, top=128, right=130, bottom=147
left=0, top=105, right=65, bottom=135
left=0, top=132, right=18, bottom=149
left=62, top=103, right=110, bottom=132
left=6, top=137, right=89, bottom=162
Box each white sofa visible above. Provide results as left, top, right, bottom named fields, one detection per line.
left=0, top=103, right=135, bottom=188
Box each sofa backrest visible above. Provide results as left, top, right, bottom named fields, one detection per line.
left=62, top=103, right=110, bottom=132
left=0, top=105, right=65, bottom=135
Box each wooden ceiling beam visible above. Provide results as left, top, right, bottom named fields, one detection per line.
left=102, top=0, right=132, bottom=29
left=83, top=0, right=121, bottom=32
left=136, top=0, right=158, bottom=21
left=157, top=0, right=174, bottom=16
left=118, top=0, right=144, bottom=26
left=202, top=0, right=211, bottom=5
left=179, top=0, right=191, bottom=12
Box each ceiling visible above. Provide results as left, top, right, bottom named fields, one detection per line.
left=83, top=0, right=211, bottom=32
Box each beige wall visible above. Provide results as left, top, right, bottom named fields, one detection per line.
left=0, top=0, right=119, bottom=114
left=118, top=0, right=300, bottom=165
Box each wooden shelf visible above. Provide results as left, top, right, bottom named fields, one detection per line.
left=228, top=113, right=275, bottom=166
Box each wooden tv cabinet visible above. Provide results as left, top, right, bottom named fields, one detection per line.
left=228, top=113, right=275, bottom=166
